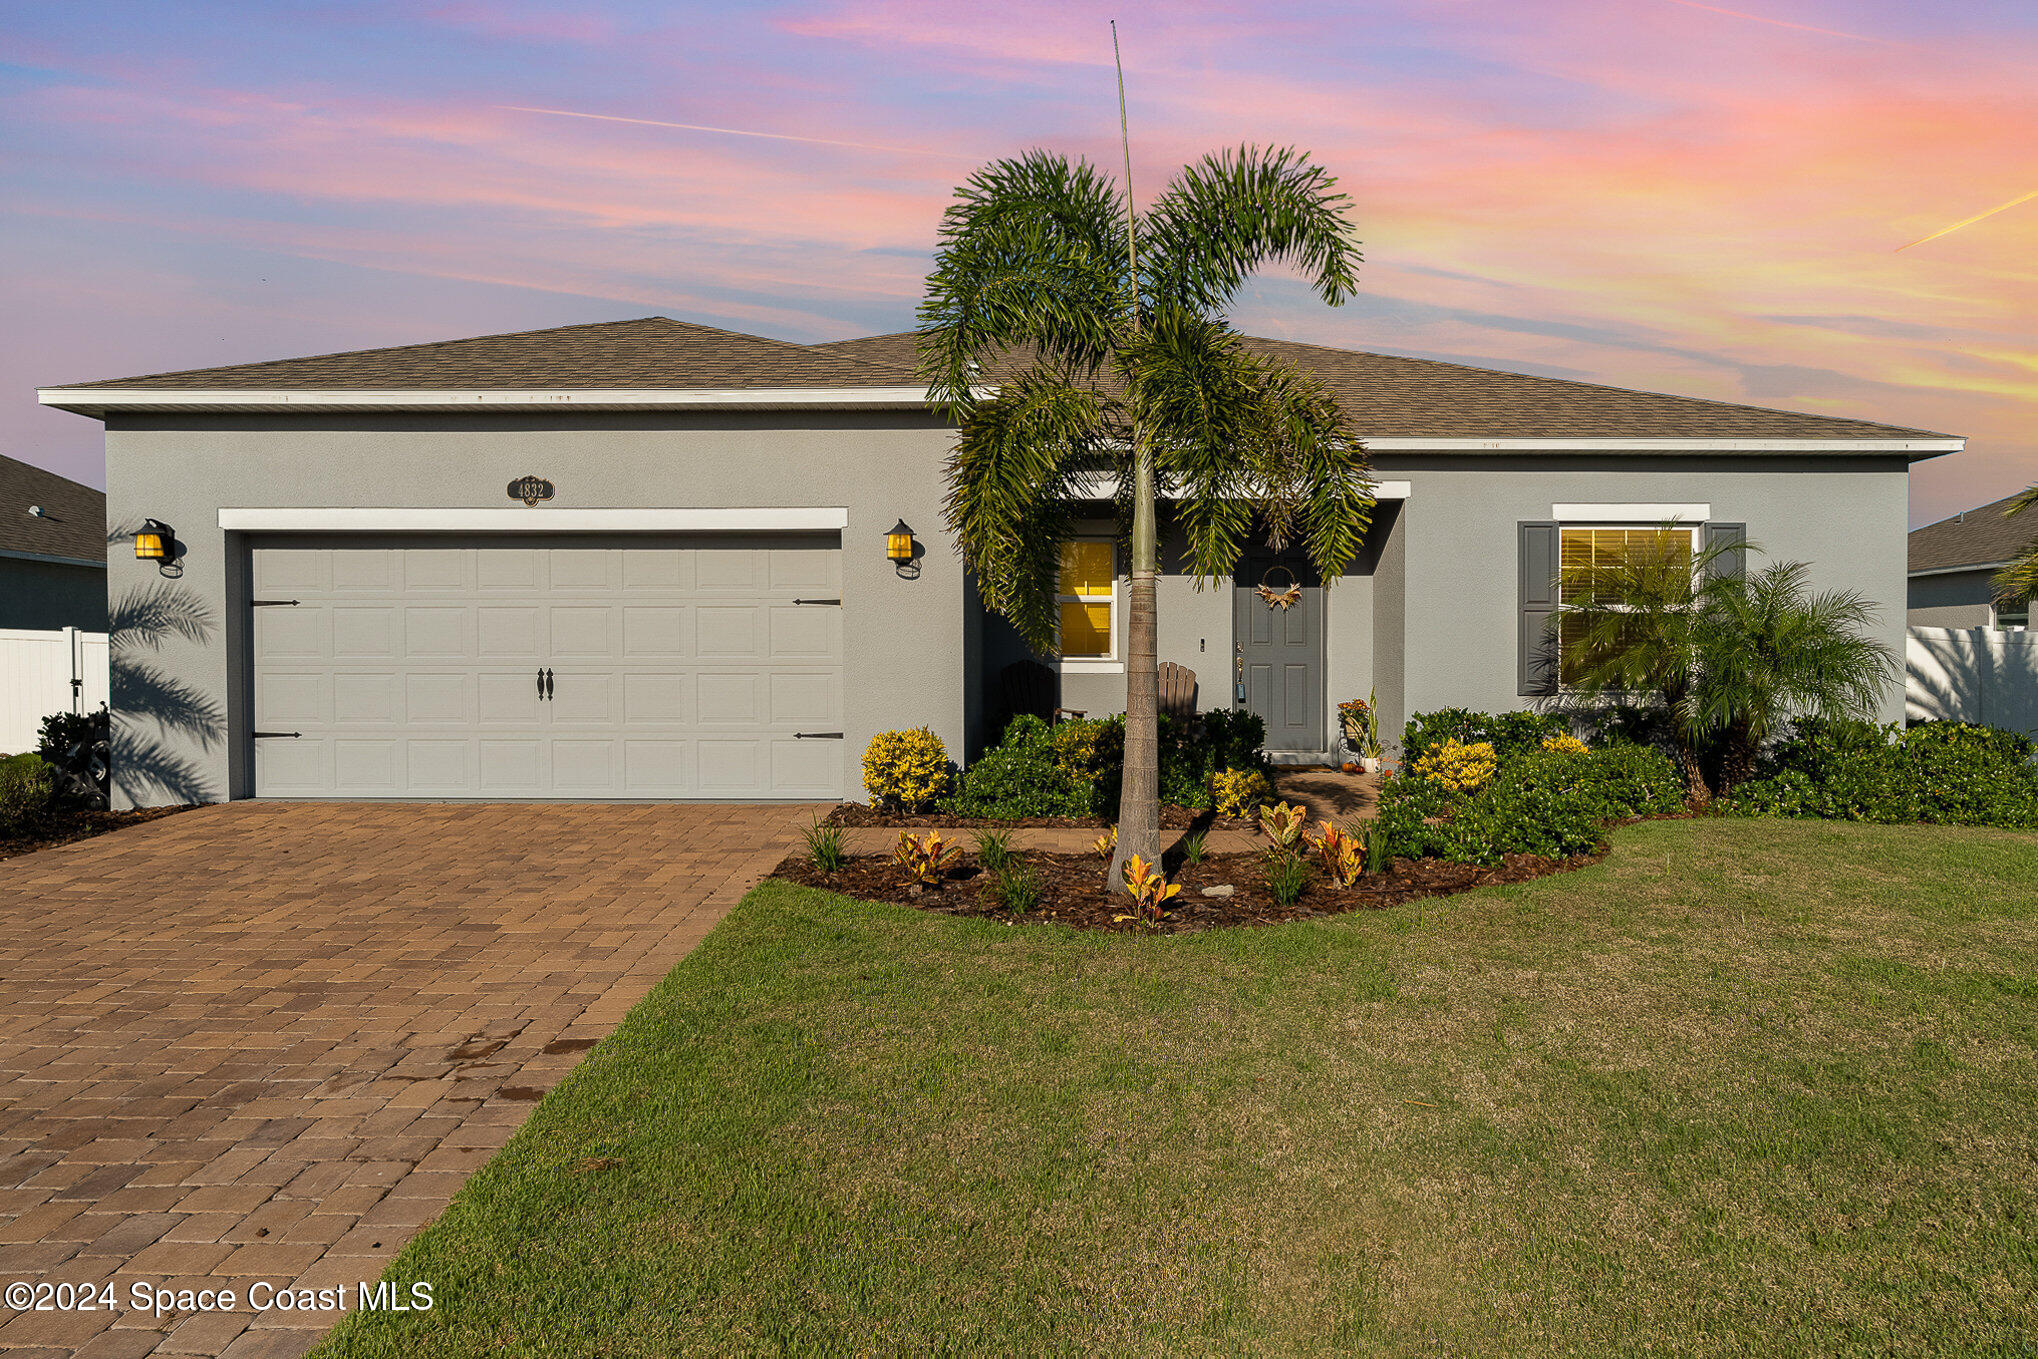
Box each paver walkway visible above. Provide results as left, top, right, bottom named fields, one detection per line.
left=0, top=802, right=812, bottom=1357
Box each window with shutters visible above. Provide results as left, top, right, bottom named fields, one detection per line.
left=1556, top=525, right=1698, bottom=686
left=1057, top=539, right=1118, bottom=660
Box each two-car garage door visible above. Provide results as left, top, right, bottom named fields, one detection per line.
left=250, top=534, right=843, bottom=799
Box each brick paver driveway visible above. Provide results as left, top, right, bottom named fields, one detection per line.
left=0, top=802, right=811, bottom=1357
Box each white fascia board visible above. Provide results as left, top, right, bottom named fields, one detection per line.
left=1362, top=437, right=1964, bottom=453
left=1552, top=502, right=1711, bottom=522
left=217, top=507, right=849, bottom=532
left=39, top=386, right=935, bottom=414
left=1908, top=560, right=2011, bottom=579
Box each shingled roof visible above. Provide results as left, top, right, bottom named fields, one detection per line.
left=44, top=316, right=1957, bottom=446
left=815, top=331, right=1952, bottom=442
left=1909, top=491, right=2038, bottom=574
left=53, top=317, right=915, bottom=391
left=0, top=455, right=106, bottom=565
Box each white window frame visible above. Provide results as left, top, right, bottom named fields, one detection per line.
left=1555, top=522, right=1702, bottom=689
left=1056, top=536, right=1124, bottom=674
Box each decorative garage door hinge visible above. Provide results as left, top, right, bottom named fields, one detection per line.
left=251, top=599, right=300, bottom=606
left=793, top=731, right=844, bottom=739
left=252, top=731, right=302, bottom=738
left=792, top=598, right=841, bottom=605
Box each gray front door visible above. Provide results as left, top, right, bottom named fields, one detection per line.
left=249, top=533, right=844, bottom=799
left=1234, top=552, right=1325, bottom=754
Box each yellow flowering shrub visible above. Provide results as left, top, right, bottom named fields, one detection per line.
left=1412, top=737, right=1498, bottom=792
left=1541, top=733, right=1589, bottom=756
left=861, top=728, right=950, bottom=811
left=1211, top=768, right=1273, bottom=818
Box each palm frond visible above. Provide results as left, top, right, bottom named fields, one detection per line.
left=916, top=151, right=1130, bottom=414
left=942, top=368, right=1113, bottom=653
left=1123, top=312, right=1373, bottom=584
left=1141, top=145, right=1361, bottom=315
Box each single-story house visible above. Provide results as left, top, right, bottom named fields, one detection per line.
left=0, top=452, right=107, bottom=631
left=1907, top=492, right=2032, bottom=631
left=38, top=317, right=1961, bottom=808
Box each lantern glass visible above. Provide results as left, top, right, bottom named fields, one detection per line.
left=134, top=521, right=172, bottom=561
left=885, top=520, right=914, bottom=563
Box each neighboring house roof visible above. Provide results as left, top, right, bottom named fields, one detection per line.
left=815, top=331, right=1953, bottom=443
left=1908, top=491, right=2037, bottom=574
left=0, top=454, right=106, bottom=567
left=41, top=316, right=1959, bottom=450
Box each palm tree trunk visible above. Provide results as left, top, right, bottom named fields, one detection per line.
left=1720, top=721, right=1756, bottom=794
left=1109, top=431, right=1163, bottom=888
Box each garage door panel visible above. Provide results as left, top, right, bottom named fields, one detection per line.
left=479, top=739, right=543, bottom=789
left=334, top=673, right=403, bottom=725
left=333, top=607, right=398, bottom=658
left=403, top=607, right=470, bottom=658
left=772, top=739, right=841, bottom=796
left=477, top=606, right=543, bottom=658
left=257, top=671, right=329, bottom=726
left=252, top=534, right=842, bottom=799
left=768, top=606, right=839, bottom=660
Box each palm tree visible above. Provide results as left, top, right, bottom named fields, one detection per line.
left=1990, top=483, right=2038, bottom=611
left=919, top=147, right=1373, bottom=882
left=1551, top=529, right=1727, bottom=801
left=1693, top=561, right=1896, bottom=789
left=1555, top=530, right=1896, bottom=798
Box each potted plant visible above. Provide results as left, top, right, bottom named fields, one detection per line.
left=1337, top=692, right=1386, bottom=773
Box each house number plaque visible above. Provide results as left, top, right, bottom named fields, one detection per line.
left=508, top=475, right=555, bottom=507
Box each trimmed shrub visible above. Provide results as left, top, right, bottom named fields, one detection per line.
left=1211, top=767, right=1273, bottom=818
left=1492, top=746, right=1685, bottom=824
left=0, top=754, right=55, bottom=834
left=1412, top=738, right=1498, bottom=793
left=1402, top=707, right=1566, bottom=764
left=37, top=709, right=110, bottom=807
left=861, top=728, right=951, bottom=811
left=946, top=716, right=1077, bottom=818
left=1373, top=744, right=1681, bottom=866
left=1723, top=716, right=2038, bottom=828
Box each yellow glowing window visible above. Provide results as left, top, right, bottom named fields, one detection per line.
left=1057, top=540, right=1116, bottom=659
left=1557, top=526, right=1696, bottom=684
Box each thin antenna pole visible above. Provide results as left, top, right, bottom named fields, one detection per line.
left=1111, top=20, right=1140, bottom=333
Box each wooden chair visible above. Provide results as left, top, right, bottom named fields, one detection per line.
left=1157, top=662, right=1198, bottom=718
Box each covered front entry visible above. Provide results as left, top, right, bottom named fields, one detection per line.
left=249, top=533, right=844, bottom=798
left=1233, top=550, right=1327, bottom=755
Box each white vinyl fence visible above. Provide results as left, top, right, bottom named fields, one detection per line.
left=0, top=627, right=108, bottom=755
left=1906, top=626, right=2038, bottom=737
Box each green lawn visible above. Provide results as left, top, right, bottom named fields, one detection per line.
left=320, top=819, right=2038, bottom=1356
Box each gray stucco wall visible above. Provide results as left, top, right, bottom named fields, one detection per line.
left=0, top=557, right=106, bottom=631
left=1908, top=568, right=1998, bottom=629
left=103, top=411, right=965, bottom=808
left=1376, top=454, right=1915, bottom=737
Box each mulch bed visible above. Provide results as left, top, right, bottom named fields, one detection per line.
left=772, top=845, right=1606, bottom=934
left=823, top=803, right=1254, bottom=831
left=0, top=805, right=195, bottom=862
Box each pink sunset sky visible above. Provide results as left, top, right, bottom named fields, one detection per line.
left=3, top=0, right=2033, bottom=525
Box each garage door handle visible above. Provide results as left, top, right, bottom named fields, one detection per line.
left=253, top=731, right=301, bottom=738
left=793, top=731, right=843, bottom=739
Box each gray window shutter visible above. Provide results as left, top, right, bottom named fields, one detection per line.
left=1703, top=522, right=1747, bottom=579
left=1519, top=521, right=1559, bottom=696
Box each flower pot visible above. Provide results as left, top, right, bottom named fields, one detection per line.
left=1361, top=756, right=1384, bottom=775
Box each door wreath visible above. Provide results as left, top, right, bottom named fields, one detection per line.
left=1254, top=565, right=1302, bottom=610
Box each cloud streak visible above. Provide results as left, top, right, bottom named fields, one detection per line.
left=493, top=104, right=981, bottom=160
left=1896, top=186, right=2038, bottom=252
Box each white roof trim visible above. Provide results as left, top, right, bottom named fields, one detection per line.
left=1908, top=559, right=2011, bottom=579
left=217, top=507, right=848, bottom=533
left=1552, top=503, right=1711, bottom=522
left=1073, top=476, right=1409, bottom=500
left=41, top=386, right=934, bottom=414
left=1364, top=437, right=1961, bottom=452
left=0, top=546, right=106, bottom=570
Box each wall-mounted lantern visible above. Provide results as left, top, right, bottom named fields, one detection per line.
left=885, top=519, right=916, bottom=564
left=134, top=519, right=174, bottom=562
